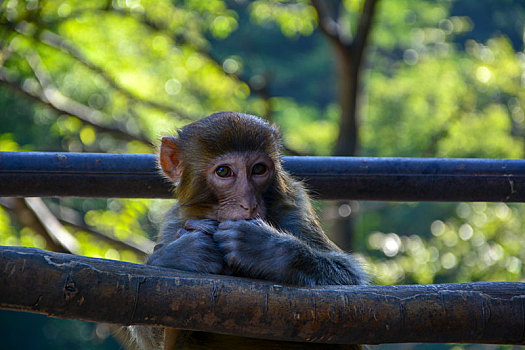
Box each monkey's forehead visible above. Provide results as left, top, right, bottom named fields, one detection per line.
left=178, top=113, right=282, bottom=158
left=196, top=112, right=276, bottom=131
left=204, top=151, right=275, bottom=164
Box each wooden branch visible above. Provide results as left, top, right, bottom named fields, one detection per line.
left=44, top=201, right=154, bottom=256
left=26, top=52, right=153, bottom=146
left=353, top=0, right=379, bottom=64
left=313, top=0, right=379, bottom=61
left=0, top=197, right=80, bottom=254
left=0, top=67, right=149, bottom=145
left=1, top=246, right=524, bottom=345
left=32, top=4, right=303, bottom=156
left=0, top=197, right=153, bottom=257
left=0, top=198, right=66, bottom=253
left=13, top=21, right=192, bottom=121
left=312, top=0, right=348, bottom=50
left=23, top=198, right=80, bottom=254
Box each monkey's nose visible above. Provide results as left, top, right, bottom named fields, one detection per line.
left=240, top=203, right=257, bottom=213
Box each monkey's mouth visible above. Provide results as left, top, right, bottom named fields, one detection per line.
left=216, top=208, right=265, bottom=222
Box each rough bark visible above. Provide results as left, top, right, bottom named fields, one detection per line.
left=1, top=246, right=524, bottom=345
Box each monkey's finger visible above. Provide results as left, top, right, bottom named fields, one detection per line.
left=176, top=228, right=191, bottom=238
left=213, top=227, right=240, bottom=242
left=217, top=220, right=237, bottom=230
left=214, top=232, right=240, bottom=252
left=223, top=251, right=246, bottom=272
left=185, top=219, right=219, bottom=233
left=251, top=218, right=267, bottom=227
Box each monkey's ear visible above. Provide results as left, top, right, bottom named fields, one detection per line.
left=160, top=136, right=183, bottom=182
left=271, top=122, right=281, bottom=135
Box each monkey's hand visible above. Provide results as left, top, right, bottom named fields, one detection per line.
left=181, top=219, right=218, bottom=235
left=213, top=219, right=300, bottom=282
left=147, top=220, right=224, bottom=274
left=214, top=219, right=366, bottom=286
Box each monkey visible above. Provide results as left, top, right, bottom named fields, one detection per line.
left=131, top=111, right=366, bottom=350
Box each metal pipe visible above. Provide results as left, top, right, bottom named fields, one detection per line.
left=0, top=151, right=524, bottom=201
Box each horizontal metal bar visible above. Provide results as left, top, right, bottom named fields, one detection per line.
left=0, top=151, right=524, bottom=201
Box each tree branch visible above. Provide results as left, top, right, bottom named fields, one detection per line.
left=23, top=197, right=80, bottom=254
left=45, top=201, right=154, bottom=257
left=353, top=0, right=379, bottom=64
left=311, top=0, right=348, bottom=51
left=26, top=52, right=154, bottom=146
left=313, top=0, right=379, bottom=62
left=13, top=21, right=192, bottom=121
left=0, top=61, right=151, bottom=145
left=36, top=6, right=304, bottom=155
left=1, top=246, right=524, bottom=345
left=0, top=198, right=74, bottom=254
left=105, top=8, right=274, bottom=108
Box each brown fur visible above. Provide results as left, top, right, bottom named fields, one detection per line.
left=166, top=112, right=291, bottom=219
left=135, top=112, right=364, bottom=350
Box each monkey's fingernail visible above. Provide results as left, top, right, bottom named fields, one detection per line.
left=184, top=221, right=196, bottom=229
left=218, top=222, right=233, bottom=229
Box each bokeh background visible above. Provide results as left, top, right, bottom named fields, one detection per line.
left=1, top=0, right=524, bottom=349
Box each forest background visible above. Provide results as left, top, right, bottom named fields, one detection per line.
left=0, top=0, right=524, bottom=349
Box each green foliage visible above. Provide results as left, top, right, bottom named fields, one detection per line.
left=358, top=0, right=525, bottom=292
left=367, top=202, right=525, bottom=285
left=250, top=0, right=317, bottom=37
left=0, top=207, right=19, bottom=245
left=272, top=98, right=339, bottom=155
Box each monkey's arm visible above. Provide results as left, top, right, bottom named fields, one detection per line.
left=214, top=220, right=367, bottom=286
left=147, top=219, right=225, bottom=274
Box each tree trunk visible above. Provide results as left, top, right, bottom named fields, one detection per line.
left=313, top=0, right=379, bottom=250
left=331, top=48, right=360, bottom=251
left=334, top=50, right=359, bottom=158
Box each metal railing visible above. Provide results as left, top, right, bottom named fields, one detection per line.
left=1, top=151, right=524, bottom=201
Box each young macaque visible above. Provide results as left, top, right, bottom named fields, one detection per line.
left=133, top=111, right=366, bottom=349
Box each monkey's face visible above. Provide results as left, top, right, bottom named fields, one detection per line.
left=205, top=152, right=274, bottom=221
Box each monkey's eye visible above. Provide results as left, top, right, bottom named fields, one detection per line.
left=252, top=163, right=267, bottom=175
left=215, top=166, right=232, bottom=178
